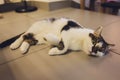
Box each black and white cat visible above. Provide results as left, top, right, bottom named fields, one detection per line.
left=0, top=18, right=114, bottom=57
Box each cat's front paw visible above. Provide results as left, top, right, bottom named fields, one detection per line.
left=10, top=43, right=20, bottom=50
left=48, top=48, right=60, bottom=56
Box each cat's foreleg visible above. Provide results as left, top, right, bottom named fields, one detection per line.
left=48, top=37, right=69, bottom=56
left=10, top=35, right=24, bottom=50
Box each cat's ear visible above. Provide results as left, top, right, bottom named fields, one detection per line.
left=94, top=26, right=103, bottom=37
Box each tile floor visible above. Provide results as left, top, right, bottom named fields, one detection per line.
left=0, top=8, right=120, bottom=80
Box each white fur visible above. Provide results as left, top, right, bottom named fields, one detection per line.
left=96, top=42, right=103, bottom=47
left=91, top=52, right=104, bottom=57
left=44, top=33, right=60, bottom=45
left=20, top=41, right=30, bottom=54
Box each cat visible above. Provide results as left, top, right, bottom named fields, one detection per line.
left=0, top=18, right=114, bottom=57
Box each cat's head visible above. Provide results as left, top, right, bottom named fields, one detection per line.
left=89, top=27, right=115, bottom=57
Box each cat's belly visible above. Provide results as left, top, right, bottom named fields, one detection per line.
left=69, top=40, right=82, bottom=50
left=69, top=46, right=81, bottom=51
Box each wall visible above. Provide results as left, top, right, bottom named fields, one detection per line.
left=72, top=0, right=90, bottom=8
left=32, top=0, right=65, bottom=2
left=73, top=0, right=80, bottom=3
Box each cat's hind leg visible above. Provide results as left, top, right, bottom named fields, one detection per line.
left=20, top=41, right=30, bottom=54
left=10, top=35, right=24, bottom=50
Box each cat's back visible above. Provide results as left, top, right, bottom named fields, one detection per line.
left=26, top=18, right=75, bottom=34
left=26, top=20, right=54, bottom=34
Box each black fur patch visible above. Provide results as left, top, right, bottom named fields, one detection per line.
left=49, top=18, right=56, bottom=22
left=61, top=21, right=82, bottom=32
left=43, top=37, right=47, bottom=41
left=23, top=33, right=38, bottom=45
left=57, top=40, right=64, bottom=50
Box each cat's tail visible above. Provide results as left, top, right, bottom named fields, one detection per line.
left=0, top=32, right=24, bottom=48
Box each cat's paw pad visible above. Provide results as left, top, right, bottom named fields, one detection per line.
left=10, top=43, right=19, bottom=50
left=48, top=48, right=60, bottom=56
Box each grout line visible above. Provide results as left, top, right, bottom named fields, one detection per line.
left=0, top=46, right=49, bottom=66
left=102, top=19, right=120, bottom=28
